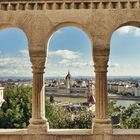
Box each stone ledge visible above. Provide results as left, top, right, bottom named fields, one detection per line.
left=0, top=129, right=140, bottom=136
left=48, top=129, right=92, bottom=135
left=0, top=129, right=28, bottom=135
left=113, top=129, right=140, bottom=135
left=0, top=129, right=92, bottom=135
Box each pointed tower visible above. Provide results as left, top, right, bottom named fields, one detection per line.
left=65, top=71, right=72, bottom=89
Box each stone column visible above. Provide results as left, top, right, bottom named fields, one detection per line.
left=93, top=48, right=112, bottom=134
left=28, top=56, right=49, bottom=133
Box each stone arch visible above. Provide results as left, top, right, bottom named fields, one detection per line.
left=108, top=22, right=140, bottom=127
left=0, top=23, right=29, bottom=50
left=108, top=20, right=140, bottom=46
left=46, top=22, right=93, bottom=57
left=115, top=21, right=140, bottom=30
left=0, top=14, right=31, bottom=43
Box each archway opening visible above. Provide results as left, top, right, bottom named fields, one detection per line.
left=108, top=25, right=140, bottom=129
left=0, top=28, right=32, bottom=128
left=46, top=26, right=95, bottom=129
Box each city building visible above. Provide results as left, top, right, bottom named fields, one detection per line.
left=45, top=72, right=95, bottom=98
left=65, top=71, right=72, bottom=89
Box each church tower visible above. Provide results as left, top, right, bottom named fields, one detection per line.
left=65, top=71, right=72, bottom=89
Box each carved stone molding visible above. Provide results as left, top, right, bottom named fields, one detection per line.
left=0, top=1, right=139, bottom=11
left=93, top=47, right=109, bottom=72
left=31, top=57, right=46, bottom=73
left=93, top=47, right=110, bottom=56
left=94, top=56, right=109, bottom=72
left=30, top=50, right=46, bottom=57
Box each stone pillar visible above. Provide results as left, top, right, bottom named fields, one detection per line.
left=28, top=56, right=49, bottom=133
left=93, top=48, right=112, bottom=134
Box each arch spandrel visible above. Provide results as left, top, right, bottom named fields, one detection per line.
left=0, top=13, right=31, bottom=50
left=105, top=10, right=140, bottom=44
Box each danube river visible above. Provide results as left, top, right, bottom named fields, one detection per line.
left=116, top=100, right=137, bottom=107
left=108, top=94, right=140, bottom=107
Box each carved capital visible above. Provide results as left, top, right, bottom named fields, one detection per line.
left=31, top=57, right=46, bottom=73
left=93, top=47, right=109, bottom=72
left=94, top=55, right=109, bottom=72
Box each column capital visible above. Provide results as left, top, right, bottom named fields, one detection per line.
left=31, top=57, right=46, bottom=73
left=93, top=47, right=110, bottom=72
left=94, top=55, right=109, bottom=72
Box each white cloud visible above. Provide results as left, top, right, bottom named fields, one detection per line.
left=133, top=28, right=140, bottom=36
left=117, top=26, right=131, bottom=34
left=45, top=58, right=94, bottom=77
left=117, top=26, right=140, bottom=37
left=70, top=62, right=91, bottom=68
left=109, top=63, right=132, bottom=69
left=57, top=58, right=93, bottom=68
left=109, top=63, right=119, bottom=68
left=59, top=59, right=70, bottom=64
left=0, top=52, right=31, bottom=77
left=49, top=50, right=81, bottom=59
left=108, top=63, right=140, bottom=76
left=19, top=49, right=29, bottom=56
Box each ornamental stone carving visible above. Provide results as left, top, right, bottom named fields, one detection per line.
left=93, top=48, right=110, bottom=72
left=31, top=57, right=46, bottom=73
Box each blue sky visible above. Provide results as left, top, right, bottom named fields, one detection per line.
left=0, top=26, right=140, bottom=77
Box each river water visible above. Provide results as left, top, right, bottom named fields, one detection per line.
left=108, top=94, right=140, bottom=107
left=116, top=100, right=137, bottom=107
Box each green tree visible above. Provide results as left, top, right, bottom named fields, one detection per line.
left=120, top=103, right=140, bottom=129
left=0, top=85, right=32, bottom=128
left=66, top=110, right=93, bottom=129
left=45, top=98, right=94, bottom=129
left=45, top=99, right=68, bottom=128
left=109, top=100, right=140, bottom=129
left=50, top=96, right=55, bottom=103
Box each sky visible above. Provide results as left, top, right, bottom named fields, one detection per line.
left=0, top=26, right=140, bottom=77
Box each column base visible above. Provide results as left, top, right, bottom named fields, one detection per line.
left=28, top=118, right=49, bottom=134
left=93, top=118, right=112, bottom=134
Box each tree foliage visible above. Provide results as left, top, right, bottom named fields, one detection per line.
left=0, top=86, right=139, bottom=129
left=0, top=85, right=32, bottom=128
left=120, top=103, right=140, bottom=128
left=45, top=99, right=94, bottom=129
left=109, top=100, right=140, bottom=129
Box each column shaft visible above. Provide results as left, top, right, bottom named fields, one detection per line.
left=28, top=57, right=48, bottom=133
left=32, top=69, right=45, bottom=120
left=93, top=50, right=112, bottom=134
left=95, top=71, right=108, bottom=119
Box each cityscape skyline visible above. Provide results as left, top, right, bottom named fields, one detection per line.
left=0, top=26, right=140, bottom=77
